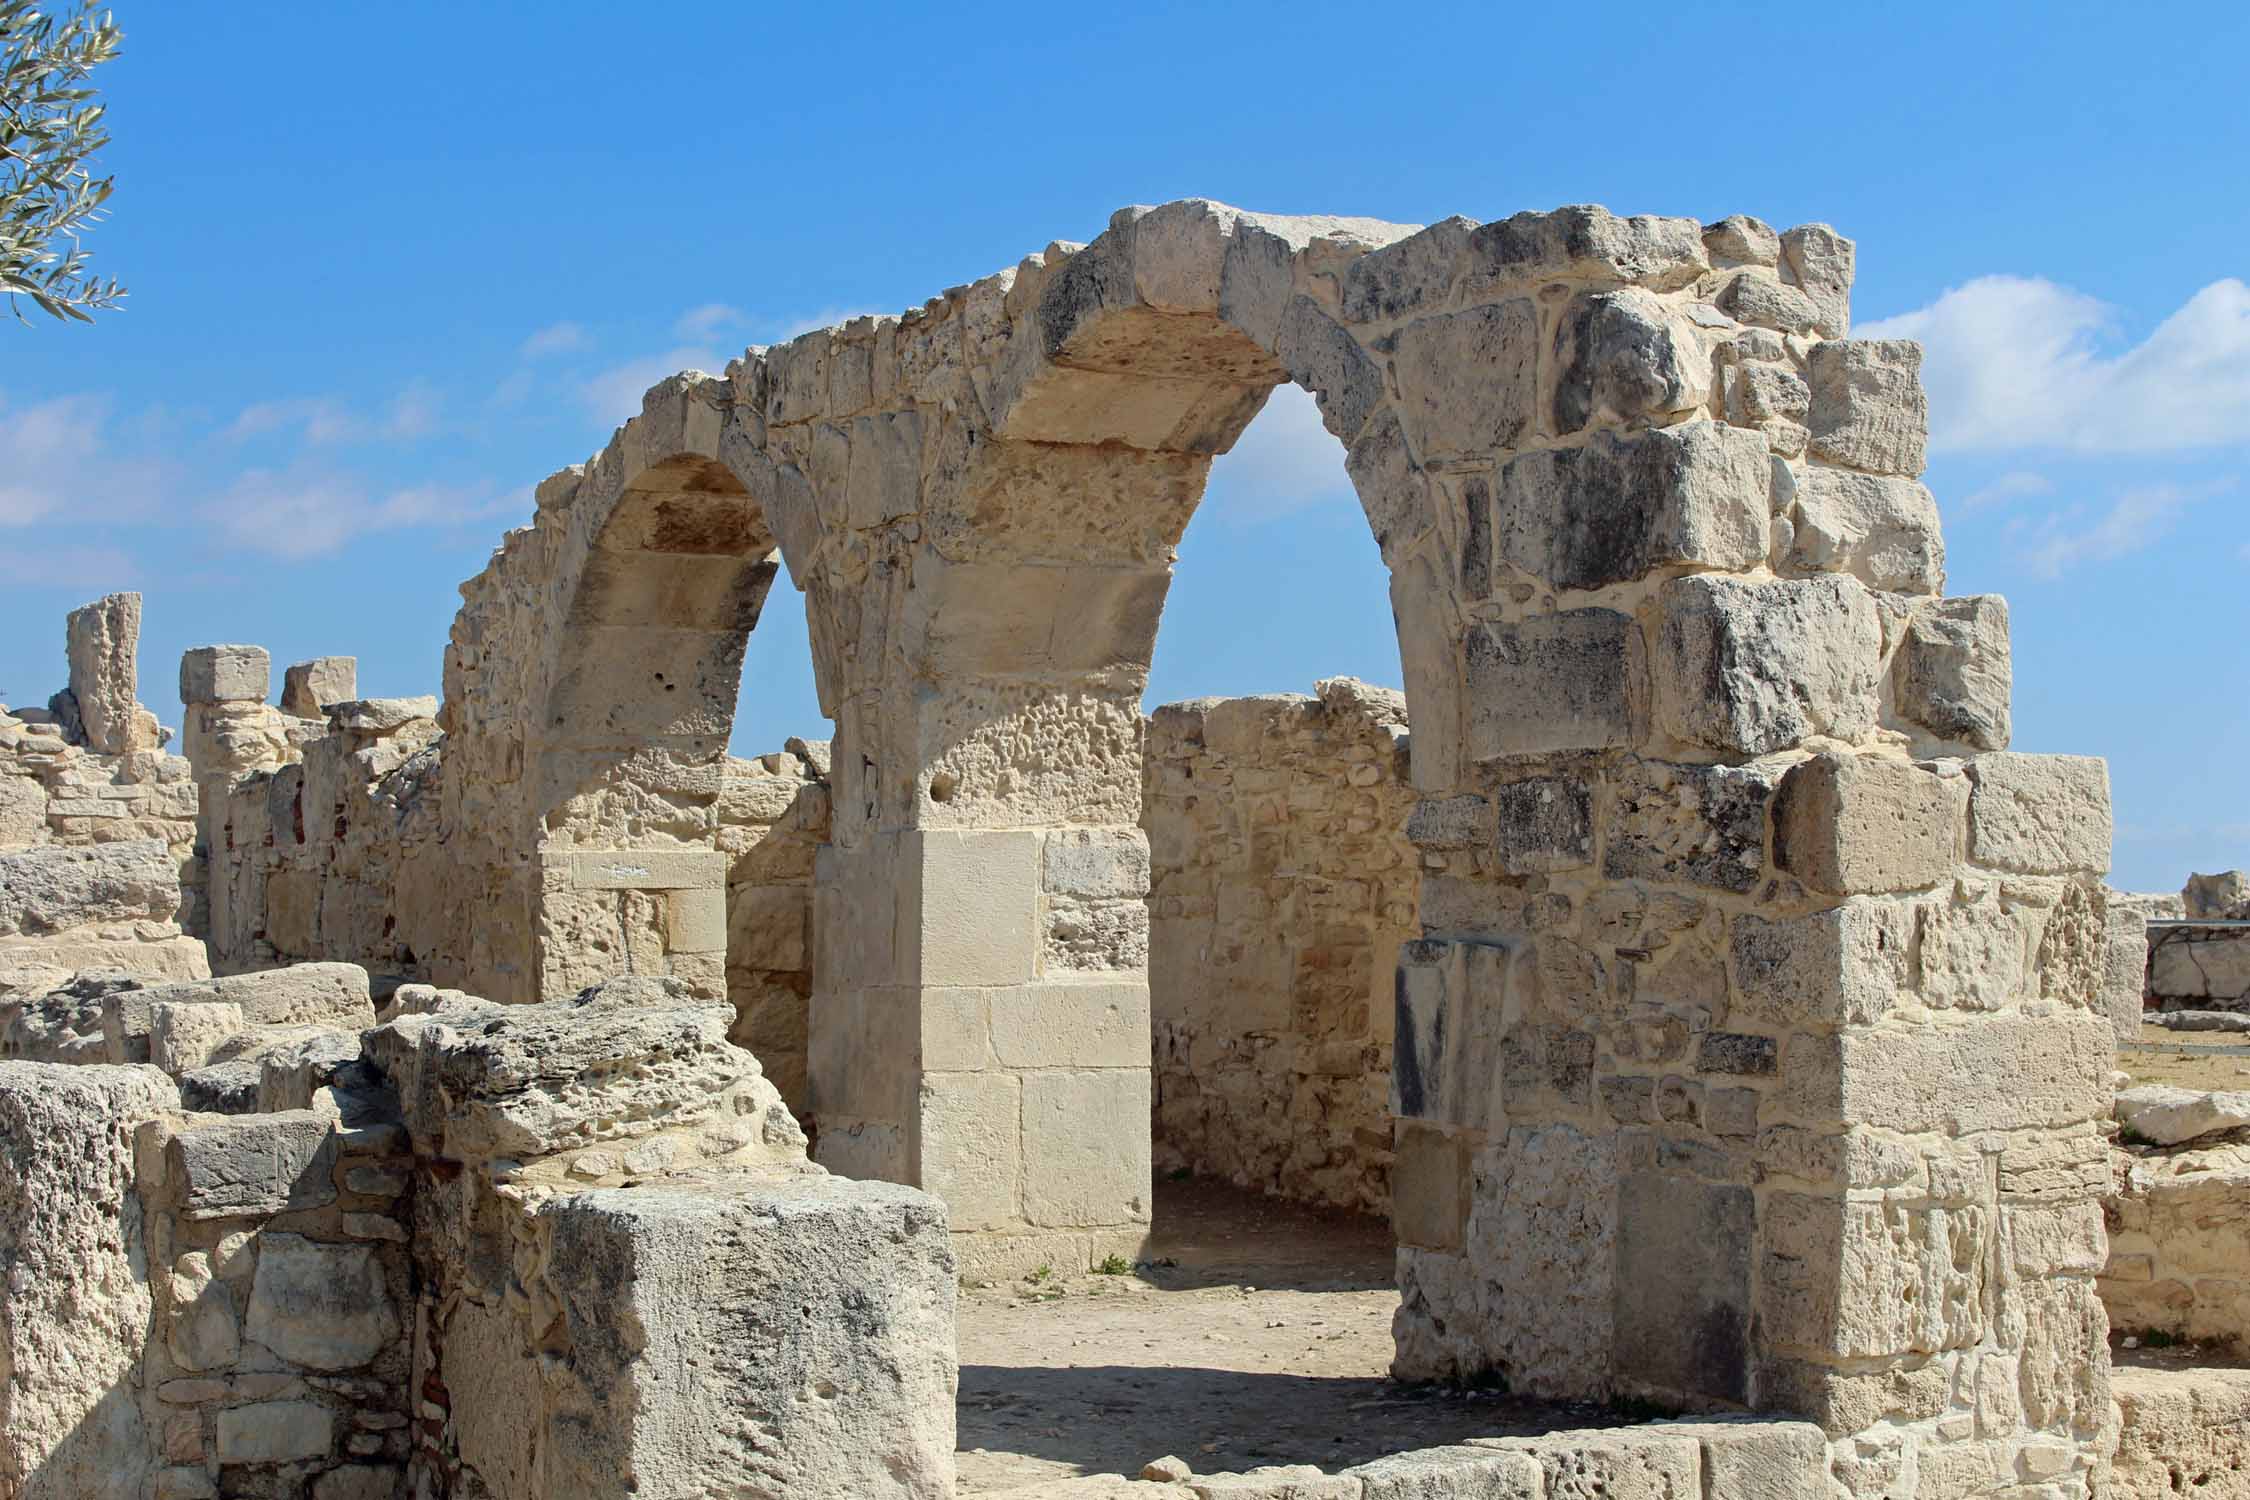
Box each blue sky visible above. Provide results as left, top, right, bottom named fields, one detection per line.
left=2, top=2, right=2243, bottom=891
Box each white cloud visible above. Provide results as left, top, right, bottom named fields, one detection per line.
left=224, top=383, right=443, bottom=445
left=1861, top=275, right=2250, bottom=453
left=198, top=469, right=525, bottom=559
left=675, top=303, right=743, bottom=341
left=579, top=345, right=722, bottom=424
left=0, top=393, right=168, bottom=526
left=520, top=321, right=589, bottom=359
left=1203, top=383, right=1353, bottom=521
left=0, top=542, right=137, bottom=590
left=2017, top=476, right=2237, bottom=578
left=1961, top=469, right=2052, bottom=511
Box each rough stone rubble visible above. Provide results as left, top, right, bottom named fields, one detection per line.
left=0, top=196, right=2246, bottom=1497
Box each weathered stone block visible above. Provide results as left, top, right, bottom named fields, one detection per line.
left=918, top=1069, right=1021, bottom=1231
left=1613, top=1173, right=1754, bottom=1403
left=1462, top=205, right=1707, bottom=294
left=280, top=656, right=358, bottom=719
left=1603, top=758, right=1777, bottom=894
left=1806, top=339, right=1927, bottom=476
left=167, top=1110, right=338, bottom=1220
left=569, top=849, right=726, bottom=890
left=64, top=591, right=142, bottom=755
left=244, top=1233, right=401, bottom=1371
left=1491, top=776, right=1593, bottom=874
left=1465, top=609, right=1642, bottom=758
left=1781, top=224, right=1855, bottom=337
left=1730, top=899, right=1916, bottom=1029
left=1021, top=1068, right=1150, bottom=1228
left=1043, top=828, right=1151, bottom=898
left=1653, top=574, right=1880, bottom=755
left=1782, top=1011, right=2112, bottom=1136
left=1966, top=752, right=2111, bottom=876
left=1492, top=421, right=1767, bottom=590
left=1789, top=469, right=1944, bottom=593
left=1896, top=594, right=2011, bottom=750
left=1391, top=1123, right=1468, bottom=1252
left=1467, top=1426, right=1702, bottom=1498
left=986, top=980, right=1147, bottom=1069
left=1349, top=1443, right=1542, bottom=1498
left=908, top=830, right=1040, bottom=987
left=1387, top=298, right=1537, bottom=458
left=536, top=1174, right=957, bottom=1499
left=1551, top=287, right=1710, bottom=434
left=0, top=1062, right=175, bottom=1500
left=148, top=1000, right=245, bottom=1075
left=178, top=644, right=269, bottom=705
left=214, top=1400, right=333, bottom=1464
left=1772, top=752, right=1964, bottom=896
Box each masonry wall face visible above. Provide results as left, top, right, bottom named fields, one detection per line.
left=1144, top=679, right=1417, bottom=1217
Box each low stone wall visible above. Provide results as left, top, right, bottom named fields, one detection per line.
left=1142, top=680, right=1416, bottom=1218
left=0, top=838, right=207, bottom=984
left=2111, top=1359, right=2250, bottom=1498
left=2148, top=922, right=2250, bottom=1013
left=0, top=965, right=956, bottom=1500
left=1, top=595, right=202, bottom=978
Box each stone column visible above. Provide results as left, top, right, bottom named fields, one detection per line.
left=178, top=645, right=286, bottom=957
left=56, top=591, right=157, bottom=755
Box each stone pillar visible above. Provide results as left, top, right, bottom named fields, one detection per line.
left=1352, top=211, right=2116, bottom=1490
left=178, top=645, right=286, bottom=956
left=55, top=591, right=156, bottom=755
left=279, top=655, right=356, bottom=719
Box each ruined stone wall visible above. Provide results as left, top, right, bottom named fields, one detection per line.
left=0, top=595, right=204, bottom=982
left=717, top=743, right=828, bottom=1117
left=1144, top=679, right=1415, bottom=1217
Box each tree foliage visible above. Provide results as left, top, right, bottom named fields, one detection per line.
left=1, top=0, right=123, bottom=324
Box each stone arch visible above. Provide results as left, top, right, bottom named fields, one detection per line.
left=436, top=200, right=2120, bottom=1479
left=439, top=374, right=795, bottom=1004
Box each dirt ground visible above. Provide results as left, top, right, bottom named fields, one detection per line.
left=954, top=1178, right=1607, bottom=1495
left=2123, top=1021, right=2250, bottom=1091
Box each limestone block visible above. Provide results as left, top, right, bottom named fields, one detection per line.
left=2116, top=1085, right=2250, bottom=1147
left=1453, top=1125, right=1619, bottom=1396
left=326, top=694, right=437, bottom=733
left=1772, top=752, right=1964, bottom=896
left=1387, top=298, right=1538, bottom=458
left=164, top=1249, right=240, bottom=1371
left=280, top=656, right=357, bottom=718
left=918, top=1070, right=1021, bottom=1231
left=1806, top=339, right=1927, bottom=476
left=0, top=837, right=180, bottom=936
left=1896, top=594, right=2012, bottom=750
left=1551, top=287, right=1712, bottom=434
left=667, top=885, right=726, bottom=953
left=1465, top=609, right=1642, bottom=758
left=1760, top=1190, right=1996, bottom=1361
left=1462, top=205, right=1707, bottom=295
left=535, top=1174, right=957, bottom=1500
left=1275, top=294, right=1385, bottom=445
left=1491, top=421, right=1768, bottom=590
left=1781, top=223, right=1856, bottom=338
left=1466, top=1426, right=1701, bottom=1498
left=130, top=961, right=374, bottom=1033
left=0, top=775, right=45, bottom=846
left=1653, top=1419, right=1831, bottom=1499
left=728, top=884, right=810, bottom=971
left=1966, top=752, right=2112, bottom=876
left=378, top=982, right=800, bottom=1164
left=1715, top=271, right=1826, bottom=335
left=1653, top=574, right=1880, bottom=756
left=987, top=980, right=1148, bottom=1069
left=214, top=1400, right=333, bottom=1463
left=0, top=1062, right=176, bottom=1500
left=1703, top=215, right=1780, bottom=267
left=1491, top=776, right=1593, bottom=874
left=311, top=1467, right=404, bottom=1500
left=166, top=1110, right=338, bottom=1219
left=64, top=591, right=141, bottom=755
left=178, top=643, right=269, bottom=705
left=1730, top=899, right=1917, bottom=1029
left=244, top=1232, right=401, bottom=1371
left=2185, top=870, right=2250, bottom=920
left=2111, top=1362, right=2250, bottom=1500
left=907, top=830, right=1040, bottom=987
left=1390, top=1124, right=1468, bottom=1252
left=568, top=848, right=726, bottom=890
left=1784, top=1011, right=2113, bottom=1136
left=1043, top=827, right=1151, bottom=899
left=148, top=999, right=246, bottom=1074
left=1393, top=940, right=1512, bottom=1131
left=1789, top=469, right=1945, bottom=593
left=2149, top=927, right=2250, bottom=1005
left=1603, top=758, right=1778, bottom=894
left=1187, top=1466, right=1360, bottom=1497
left=1348, top=1443, right=1542, bottom=1498
left=1021, top=1068, right=1151, bottom=1228
left=1613, top=1172, right=1754, bottom=1402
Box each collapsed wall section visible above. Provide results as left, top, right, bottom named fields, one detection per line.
left=1144, top=679, right=1416, bottom=1216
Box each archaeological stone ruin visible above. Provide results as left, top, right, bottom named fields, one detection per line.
left=5, top=198, right=2250, bottom=1498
